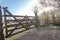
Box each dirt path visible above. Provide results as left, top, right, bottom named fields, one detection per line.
left=14, top=28, right=60, bottom=40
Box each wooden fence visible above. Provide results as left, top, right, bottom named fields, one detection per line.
left=0, top=6, right=40, bottom=40
left=3, top=7, right=39, bottom=38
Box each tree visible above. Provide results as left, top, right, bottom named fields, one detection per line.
left=34, top=0, right=60, bottom=26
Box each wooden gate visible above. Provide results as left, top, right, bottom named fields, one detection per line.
left=3, top=7, right=36, bottom=38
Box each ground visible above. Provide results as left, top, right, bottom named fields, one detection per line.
left=13, top=27, right=60, bottom=40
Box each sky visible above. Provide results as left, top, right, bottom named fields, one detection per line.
left=0, top=0, right=54, bottom=16
left=0, top=0, right=38, bottom=16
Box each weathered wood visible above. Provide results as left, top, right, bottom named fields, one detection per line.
left=6, top=19, right=35, bottom=23
left=7, top=27, right=24, bottom=32
left=8, top=25, right=35, bottom=32
left=3, top=23, right=35, bottom=29
left=34, top=9, right=40, bottom=28
left=0, top=6, right=4, bottom=40
left=3, top=15, right=34, bottom=17
left=3, top=7, right=36, bottom=38
left=3, top=7, right=8, bottom=37
left=5, top=27, right=35, bottom=38
left=24, top=16, right=30, bottom=30
left=6, top=24, right=21, bottom=27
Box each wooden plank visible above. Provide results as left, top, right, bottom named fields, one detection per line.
left=3, top=15, right=34, bottom=17
left=6, top=19, right=35, bottom=24
left=3, top=24, right=19, bottom=28
left=3, top=23, right=35, bottom=29
left=6, top=19, right=35, bottom=21
left=3, top=19, right=35, bottom=30
left=5, top=27, right=35, bottom=38
left=4, top=23, right=29, bottom=28
left=7, top=27, right=24, bottom=32
left=0, top=6, right=4, bottom=40
left=34, top=9, right=40, bottom=28
left=3, top=7, right=8, bottom=37
left=6, top=20, right=22, bottom=21
left=8, top=25, right=35, bottom=32
left=7, top=24, right=21, bottom=27
left=3, top=19, right=35, bottom=28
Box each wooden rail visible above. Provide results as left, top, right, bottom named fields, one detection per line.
left=0, top=6, right=40, bottom=40
left=3, top=15, right=34, bottom=17
left=3, top=7, right=36, bottom=38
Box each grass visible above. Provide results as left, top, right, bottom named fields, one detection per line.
left=40, top=24, right=60, bottom=30
left=47, top=25, right=60, bottom=30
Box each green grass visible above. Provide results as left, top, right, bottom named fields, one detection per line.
left=47, top=25, right=60, bottom=30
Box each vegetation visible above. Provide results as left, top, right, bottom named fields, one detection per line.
left=33, top=0, right=60, bottom=28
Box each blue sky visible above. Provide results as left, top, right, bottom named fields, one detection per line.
left=0, top=0, right=38, bottom=16
left=0, top=0, right=35, bottom=15
left=0, top=0, right=31, bottom=14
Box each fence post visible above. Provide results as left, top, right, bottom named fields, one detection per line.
left=0, top=6, right=4, bottom=40
left=34, top=8, right=40, bottom=28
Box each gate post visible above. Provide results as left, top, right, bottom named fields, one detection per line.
left=34, top=7, right=40, bottom=28
left=0, top=6, right=4, bottom=40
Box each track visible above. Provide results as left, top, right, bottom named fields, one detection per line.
left=14, top=27, right=60, bottom=40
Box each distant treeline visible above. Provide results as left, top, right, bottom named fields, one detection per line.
left=38, top=10, right=60, bottom=26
